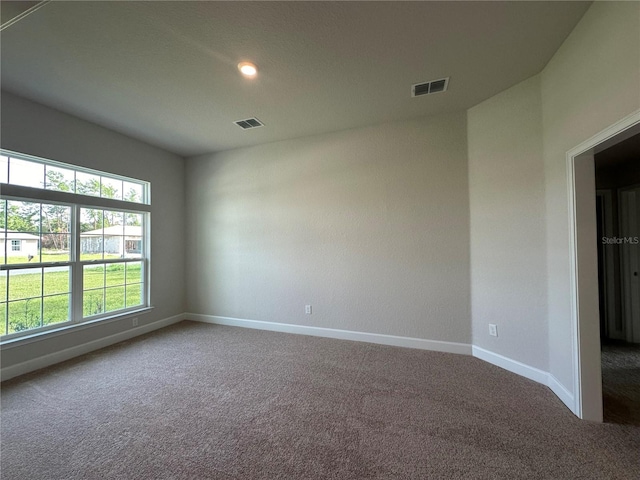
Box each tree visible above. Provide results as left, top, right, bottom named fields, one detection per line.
left=6, top=202, right=38, bottom=232
left=76, top=177, right=100, bottom=197
left=45, top=170, right=73, bottom=193
left=41, top=171, right=72, bottom=250
left=124, top=187, right=141, bottom=203
left=77, top=178, right=103, bottom=232
left=76, top=177, right=123, bottom=231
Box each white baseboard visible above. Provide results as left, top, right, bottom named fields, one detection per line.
left=472, top=346, right=548, bottom=384
left=1, top=313, right=185, bottom=382
left=187, top=313, right=472, bottom=355
left=2, top=310, right=578, bottom=419
left=547, top=373, right=575, bottom=412
left=472, top=346, right=575, bottom=413
left=193, top=315, right=576, bottom=413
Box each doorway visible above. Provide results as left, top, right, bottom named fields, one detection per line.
left=595, top=135, right=640, bottom=424
left=568, top=111, right=640, bottom=422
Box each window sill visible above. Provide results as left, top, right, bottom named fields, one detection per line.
left=0, top=306, right=154, bottom=349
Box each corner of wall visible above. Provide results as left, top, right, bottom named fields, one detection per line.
left=467, top=74, right=548, bottom=372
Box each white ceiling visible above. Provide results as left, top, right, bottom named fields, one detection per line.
left=1, top=1, right=591, bottom=157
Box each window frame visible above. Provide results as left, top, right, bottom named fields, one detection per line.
left=0, top=149, right=151, bottom=343
left=10, top=240, right=21, bottom=251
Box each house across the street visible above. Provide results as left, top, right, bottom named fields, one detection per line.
left=1, top=232, right=39, bottom=258
left=80, top=225, right=142, bottom=258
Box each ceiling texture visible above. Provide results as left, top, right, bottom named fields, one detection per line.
left=1, top=1, right=591, bottom=157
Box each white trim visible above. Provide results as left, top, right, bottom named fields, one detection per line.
left=0, top=313, right=184, bottom=381
left=547, top=374, right=575, bottom=411
left=472, top=346, right=575, bottom=412
left=567, top=150, right=582, bottom=418
left=569, top=111, right=640, bottom=158
left=0, top=183, right=151, bottom=213
left=0, top=0, right=51, bottom=32
left=1, top=307, right=154, bottom=348
left=0, top=147, right=150, bottom=205
left=188, top=313, right=472, bottom=355
left=192, top=314, right=577, bottom=412
left=1, top=1, right=51, bottom=32
left=2, top=309, right=581, bottom=415
left=472, top=346, right=548, bottom=385
left=566, top=109, right=640, bottom=421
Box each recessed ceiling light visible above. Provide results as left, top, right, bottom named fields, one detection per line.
left=238, top=62, right=257, bottom=77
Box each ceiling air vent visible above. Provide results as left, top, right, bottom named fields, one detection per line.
left=411, top=77, right=449, bottom=97
left=234, top=117, right=264, bottom=130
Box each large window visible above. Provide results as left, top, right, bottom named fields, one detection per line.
left=0, top=150, right=150, bottom=340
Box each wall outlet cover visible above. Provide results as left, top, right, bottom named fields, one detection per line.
left=489, top=324, right=498, bottom=337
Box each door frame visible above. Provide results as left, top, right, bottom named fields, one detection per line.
left=595, top=189, right=619, bottom=340
left=618, top=184, right=640, bottom=343
left=567, top=110, right=640, bottom=421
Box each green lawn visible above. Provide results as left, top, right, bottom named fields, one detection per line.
left=1, top=263, right=143, bottom=336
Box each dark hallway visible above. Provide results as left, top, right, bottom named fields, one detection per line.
left=595, top=133, right=640, bottom=424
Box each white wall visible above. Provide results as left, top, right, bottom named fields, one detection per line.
left=0, top=91, right=186, bottom=368
left=465, top=0, right=640, bottom=406
left=186, top=113, right=471, bottom=343
left=468, top=75, right=547, bottom=369
left=541, top=1, right=640, bottom=390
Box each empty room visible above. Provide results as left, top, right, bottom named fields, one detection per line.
left=1, top=1, right=639, bottom=479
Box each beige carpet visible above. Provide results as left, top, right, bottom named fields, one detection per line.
left=1, top=320, right=639, bottom=479
left=602, top=341, right=640, bottom=426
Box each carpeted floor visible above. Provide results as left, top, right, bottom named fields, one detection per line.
left=602, top=341, right=640, bottom=426
left=1, top=320, right=639, bottom=479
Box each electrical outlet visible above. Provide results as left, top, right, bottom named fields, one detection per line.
left=489, top=324, right=498, bottom=337
left=132, top=317, right=139, bottom=327
left=305, top=305, right=312, bottom=315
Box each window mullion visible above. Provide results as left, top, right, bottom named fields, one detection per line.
left=39, top=204, right=44, bottom=327
left=4, top=273, right=8, bottom=335
left=3, top=199, right=6, bottom=261
left=71, top=204, right=83, bottom=322
left=144, top=213, right=149, bottom=308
